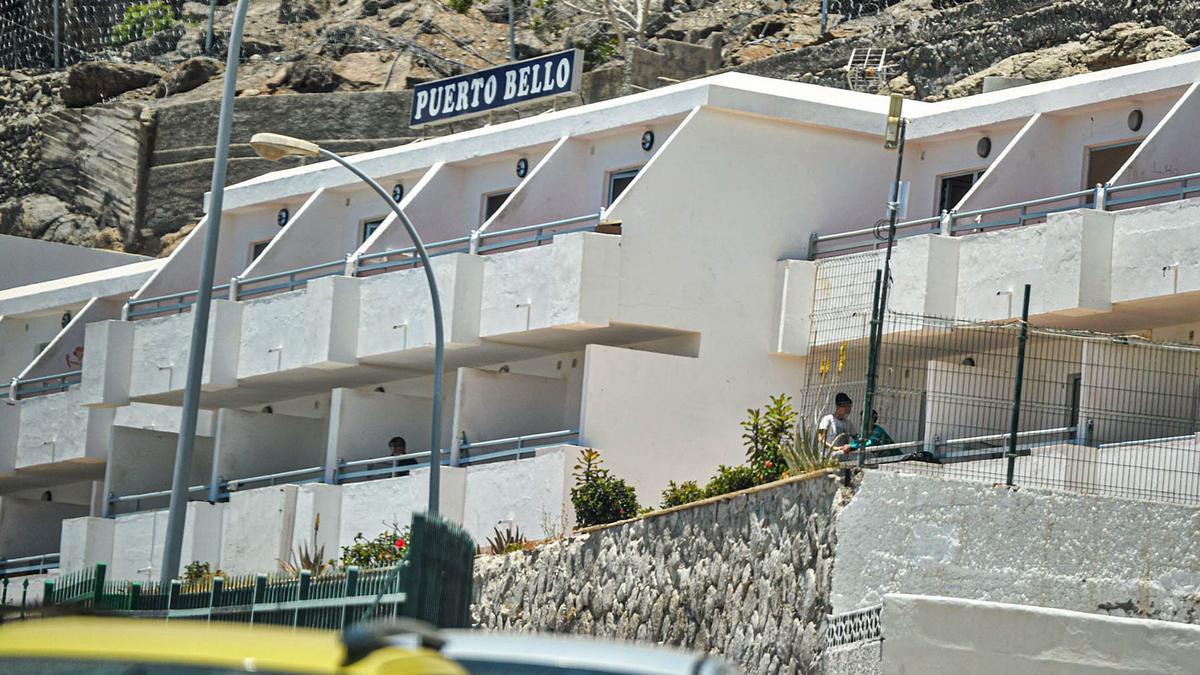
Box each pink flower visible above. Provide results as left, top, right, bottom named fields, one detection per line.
left=765, top=460, right=774, bottom=469
left=394, top=538, right=406, bottom=550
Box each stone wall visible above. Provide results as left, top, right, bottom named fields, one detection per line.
left=472, top=471, right=845, bottom=674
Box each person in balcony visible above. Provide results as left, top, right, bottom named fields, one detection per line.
left=818, top=393, right=857, bottom=457
left=388, top=436, right=417, bottom=476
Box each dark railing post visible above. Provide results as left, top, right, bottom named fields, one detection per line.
left=250, top=574, right=267, bottom=625
left=168, top=579, right=182, bottom=612
left=20, top=579, right=28, bottom=619
left=859, top=269, right=884, bottom=467
left=209, top=576, right=224, bottom=622
left=130, top=581, right=142, bottom=611
left=92, top=562, right=107, bottom=607
left=42, top=578, right=54, bottom=607
left=295, top=570, right=311, bottom=627
left=341, top=566, right=360, bottom=629
left=1006, top=284, right=1032, bottom=487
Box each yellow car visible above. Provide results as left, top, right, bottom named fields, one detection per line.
left=0, top=616, right=465, bottom=674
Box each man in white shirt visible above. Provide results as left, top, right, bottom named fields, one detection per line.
left=818, top=392, right=858, bottom=457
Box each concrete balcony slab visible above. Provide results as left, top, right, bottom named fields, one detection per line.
left=12, top=387, right=112, bottom=474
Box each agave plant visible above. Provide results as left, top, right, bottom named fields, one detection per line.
left=279, top=540, right=329, bottom=577
left=486, top=524, right=526, bottom=555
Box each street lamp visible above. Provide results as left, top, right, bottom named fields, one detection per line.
left=249, top=132, right=445, bottom=519
left=160, top=0, right=251, bottom=589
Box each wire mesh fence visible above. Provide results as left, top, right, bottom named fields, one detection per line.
left=805, top=256, right=1200, bottom=506
left=0, top=0, right=187, bottom=70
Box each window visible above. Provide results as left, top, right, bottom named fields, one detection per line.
left=35, top=342, right=49, bottom=359
left=1085, top=141, right=1140, bottom=192
left=937, top=170, right=984, bottom=214
left=482, top=191, right=512, bottom=223
left=361, top=217, right=385, bottom=243
left=248, top=239, right=271, bottom=264
left=606, top=168, right=640, bottom=206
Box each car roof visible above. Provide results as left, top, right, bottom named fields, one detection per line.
left=0, top=617, right=457, bottom=674
left=436, top=630, right=705, bottom=674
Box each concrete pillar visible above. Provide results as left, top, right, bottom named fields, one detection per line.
left=80, top=319, right=135, bottom=408
left=292, top=483, right=342, bottom=564
left=59, top=516, right=114, bottom=573
left=771, top=259, right=818, bottom=357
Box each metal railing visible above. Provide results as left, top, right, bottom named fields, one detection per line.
left=842, top=426, right=1077, bottom=466
left=458, top=428, right=580, bottom=465
left=107, top=483, right=209, bottom=514
left=0, top=553, right=60, bottom=578
left=11, top=370, right=82, bottom=399
left=810, top=170, right=1200, bottom=259
left=335, top=450, right=443, bottom=484
left=125, top=212, right=605, bottom=320
left=0, top=383, right=8, bottom=400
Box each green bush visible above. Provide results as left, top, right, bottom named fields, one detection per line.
left=340, top=526, right=410, bottom=568
left=743, top=394, right=797, bottom=485
left=578, top=33, right=619, bottom=70
left=660, top=479, right=704, bottom=509
left=448, top=0, right=473, bottom=13
left=702, top=464, right=756, bottom=498
left=112, top=1, right=177, bottom=46
left=571, top=448, right=640, bottom=528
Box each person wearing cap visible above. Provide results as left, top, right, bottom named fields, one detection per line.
left=818, top=393, right=858, bottom=456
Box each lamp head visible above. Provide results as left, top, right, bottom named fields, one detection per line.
left=250, top=132, right=321, bottom=161
left=883, top=93, right=904, bottom=150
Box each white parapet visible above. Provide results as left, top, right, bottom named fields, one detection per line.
left=14, top=388, right=113, bottom=470
left=80, top=319, right=136, bottom=408
left=238, top=276, right=360, bottom=380
left=128, top=299, right=243, bottom=402
left=479, top=232, right=620, bottom=338
left=880, top=593, right=1200, bottom=674
left=771, top=259, right=817, bottom=357
left=59, top=516, right=114, bottom=573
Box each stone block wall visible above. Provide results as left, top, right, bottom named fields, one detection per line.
left=472, top=471, right=845, bottom=674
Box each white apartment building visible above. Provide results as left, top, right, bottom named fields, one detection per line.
left=3, top=52, right=1200, bottom=580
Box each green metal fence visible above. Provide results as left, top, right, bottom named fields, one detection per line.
left=38, top=513, right=475, bottom=630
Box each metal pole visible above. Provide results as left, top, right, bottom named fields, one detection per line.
left=1005, top=284, right=1032, bottom=487
left=820, top=0, right=828, bottom=34
left=205, top=0, right=217, bottom=55
left=507, top=0, right=517, bottom=62
left=160, top=0, right=250, bottom=589
left=858, top=269, right=883, bottom=467
left=859, top=119, right=907, bottom=453
left=317, top=148, right=443, bottom=517
left=52, top=0, right=61, bottom=68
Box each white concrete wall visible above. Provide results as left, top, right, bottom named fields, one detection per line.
left=60, top=516, right=114, bottom=572
left=238, top=276, right=359, bottom=379
left=109, top=501, right=223, bottom=581
left=903, top=121, right=1024, bottom=219
left=0, top=497, right=88, bottom=558
left=105, top=426, right=214, bottom=510
left=881, top=593, right=1200, bottom=675
left=338, top=466, right=467, bottom=550
left=479, top=232, right=620, bottom=337
left=326, top=387, right=433, bottom=462
left=19, top=297, right=123, bottom=382
left=0, top=234, right=147, bottom=292
left=0, top=311, right=80, bottom=382
left=834, top=471, right=1200, bottom=624
left=214, top=408, right=327, bottom=481
left=127, top=299, right=242, bottom=399
left=452, top=368, right=571, bottom=460
left=1112, top=82, right=1200, bottom=188
left=1109, top=198, right=1200, bottom=305
left=1080, top=340, right=1200, bottom=444
left=462, top=446, right=573, bottom=542
left=356, top=254, right=483, bottom=360
left=14, top=387, right=113, bottom=469
left=219, top=485, right=297, bottom=575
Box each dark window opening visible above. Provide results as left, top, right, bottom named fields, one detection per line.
left=249, top=240, right=271, bottom=262
left=362, top=218, right=385, bottom=243
left=1086, top=142, right=1139, bottom=198
left=483, top=191, right=512, bottom=223
left=607, top=169, right=639, bottom=206
left=938, top=170, right=983, bottom=214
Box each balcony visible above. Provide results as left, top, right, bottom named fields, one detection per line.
left=10, top=386, right=112, bottom=479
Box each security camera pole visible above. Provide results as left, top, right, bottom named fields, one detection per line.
left=859, top=93, right=906, bottom=464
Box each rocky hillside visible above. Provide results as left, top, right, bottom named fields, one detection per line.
left=1, top=0, right=1198, bottom=253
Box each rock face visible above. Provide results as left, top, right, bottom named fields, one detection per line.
left=0, top=193, right=124, bottom=250
left=60, top=62, right=163, bottom=108
left=155, top=57, right=224, bottom=98
left=472, top=473, right=843, bottom=674
left=942, top=23, right=1192, bottom=98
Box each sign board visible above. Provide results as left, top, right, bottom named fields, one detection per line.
left=410, top=49, right=583, bottom=128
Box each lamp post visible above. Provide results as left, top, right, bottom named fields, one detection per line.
left=249, top=132, right=444, bottom=519
left=159, top=0, right=250, bottom=589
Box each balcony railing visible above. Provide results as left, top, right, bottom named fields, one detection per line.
left=125, top=212, right=604, bottom=320
left=104, top=429, right=581, bottom=515
left=810, top=170, right=1200, bottom=259
left=0, top=552, right=60, bottom=578
left=10, top=370, right=82, bottom=400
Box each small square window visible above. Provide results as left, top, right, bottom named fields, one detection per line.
left=482, top=191, right=512, bottom=223
left=607, top=168, right=640, bottom=206
left=362, top=217, right=385, bottom=243
left=249, top=239, right=271, bottom=264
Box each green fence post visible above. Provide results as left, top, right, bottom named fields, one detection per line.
left=92, top=563, right=107, bottom=608
left=168, top=580, right=182, bottom=613
left=42, top=579, right=54, bottom=607
left=1005, top=284, right=1032, bottom=487
left=2, top=577, right=9, bottom=607
left=341, top=566, right=359, bottom=629
left=20, top=579, right=29, bottom=620
left=250, top=574, right=267, bottom=625
left=208, top=577, right=224, bottom=623
left=130, top=582, right=141, bottom=611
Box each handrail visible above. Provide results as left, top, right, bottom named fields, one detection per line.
left=126, top=213, right=608, bottom=319
left=0, top=552, right=60, bottom=577
left=12, top=370, right=82, bottom=399
left=460, top=428, right=579, bottom=451
left=811, top=169, right=1200, bottom=259
left=1098, top=433, right=1196, bottom=449
left=108, top=484, right=207, bottom=507
left=225, top=465, right=324, bottom=491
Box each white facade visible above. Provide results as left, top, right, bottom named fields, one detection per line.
left=4, top=53, right=1200, bottom=576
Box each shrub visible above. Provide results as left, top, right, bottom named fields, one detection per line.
left=743, top=394, right=797, bottom=485
left=112, top=1, right=177, bottom=46
left=660, top=479, right=704, bottom=509
left=702, top=464, right=756, bottom=498
left=340, top=526, right=410, bottom=568
left=579, top=33, right=619, bottom=70
left=183, top=560, right=222, bottom=584
left=570, top=448, right=640, bottom=528
left=448, top=0, right=473, bottom=13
